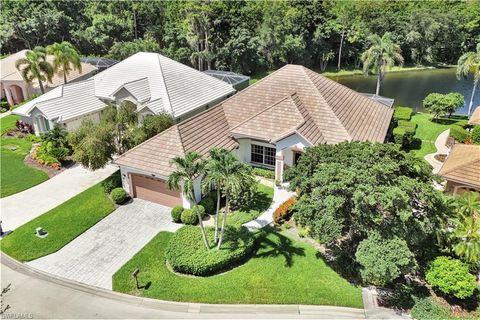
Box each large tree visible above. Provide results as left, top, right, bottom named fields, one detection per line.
left=167, top=152, right=209, bottom=249
left=15, top=46, right=53, bottom=94
left=457, top=43, right=480, bottom=116
left=46, top=41, right=82, bottom=84
left=361, top=32, right=404, bottom=95
left=108, top=37, right=160, bottom=60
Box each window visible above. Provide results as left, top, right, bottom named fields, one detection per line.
left=251, top=144, right=276, bottom=166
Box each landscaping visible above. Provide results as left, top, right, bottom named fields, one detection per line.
left=1, top=180, right=115, bottom=261
left=113, top=227, right=363, bottom=307
left=1, top=115, right=49, bottom=197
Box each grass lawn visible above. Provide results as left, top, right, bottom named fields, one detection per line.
left=1, top=115, right=49, bottom=197
left=1, top=182, right=115, bottom=261
left=113, top=228, right=363, bottom=307
left=409, top=113, right=468, bottom=159
left=226, top=183, right=274, bottom=227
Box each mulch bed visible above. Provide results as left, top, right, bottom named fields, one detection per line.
left=24, top=153, right=74, bottom=178
left=434, top=154, right=447, bottom=163
left=446, top=137, right=455, bottom=149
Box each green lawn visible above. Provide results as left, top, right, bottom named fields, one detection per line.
left=409, top=113, right=468, bottom=158
left=113, top=228, right=363, bottom=307
left=1, top=182, right=115, bottom=261
left=1, top=115, right=49, bottom=197
left=226, top=183, right=274, bottom=227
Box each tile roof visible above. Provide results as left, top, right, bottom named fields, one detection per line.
left=438, top=144, right=480, bottom=188
left=115, top=64, right=394, bottom=176
left=468, top=107, right=480, bottom=126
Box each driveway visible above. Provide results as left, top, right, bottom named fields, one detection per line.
left=28, top=199, right=181, bottom=289
left=0, top=164, right=118, bottom=231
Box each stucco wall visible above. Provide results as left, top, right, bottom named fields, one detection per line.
left=64, top=111, right=102, bottom=131
left=236, top=138, right=277, bottom=168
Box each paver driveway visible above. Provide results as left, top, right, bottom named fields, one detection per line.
left=28, top=199, right=181, bottom=289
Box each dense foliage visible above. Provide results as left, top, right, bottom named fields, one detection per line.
left=425, top=256, right=477, bottom=299
left=393, top=106, right=413, bottom=122
left=449, top=125, right=470, bottom=143
left=110, top=187, right=127, bottom=204
left=171, top=206, right=184, bottom=223
left=180, top=208, right=198, bottom=225
left=423, top=93, right=465, bottom=119
left=472, top=126, right=480, bottom=144
left=285, top=142, right=447, bottom=285
left=165, top=226, right=255, bottom=276
left=252, top=167, right=275, bottom=179
left=2, top=0, right=479, bottom=74
left=272, top=197, right=297, bottom=225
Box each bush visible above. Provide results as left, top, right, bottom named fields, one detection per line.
left=425, top=256, right=477, bottom=299
left=199, top=196, right=215, bottom=215
left=25, top=134, right=41, bottom=143
left=393, top=106, right=413, bottom=121
left=101, top=171, right=122, bottom=193
left=32, top=144, right=61, bottom=167
left=111, top=187, right=128, bottom=204
left=449, top=125, right=469, bottom=143
left=471, top=125, right=480, bottom=144
left=397, top=120, right=417, bottom=130
left=171, top=206, right=184, bottom=223
left=252, top=167, right=275, bottom=179
left=410, top=296, right=451, bottom=320
left=181, top=208, right=198, bottom=225
left=15, top=120, right=34, bottom=134
left=393, top=126, right=415, bottom=148
left=273, top=196, right=297, bottom=224
left=165, top=225, right=255, bottom=276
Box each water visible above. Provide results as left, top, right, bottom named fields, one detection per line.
left=329, top=68, right=478, bottom=115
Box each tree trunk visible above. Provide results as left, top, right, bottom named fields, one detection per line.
left=192, top=191, right=210, bottom=249
left=63, top=70, right=67, bottom=84
left=467, top=78, right=478, bottom=117
left=214, top=188, right=221, bottom=243
left=376, top=73, right=381, bottom=96
left=38, top=79, right=45, bottom=94
left=337, top=31, right=345, bottom=70
left=217, top=193, right=229, bottom=249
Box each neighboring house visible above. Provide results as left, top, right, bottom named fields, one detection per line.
left=1, top=49, right=97, bottom=106
left=80, top=57, right=118, bottom=74
left=202, top=70, right=250, bottom=91
left=12, top=52, right=236, bottom=135
left=468, top=106, right=480, bottom=126
left=114, top=64, right=394, bottom=208
left=438, top=144, right=480, bottom=195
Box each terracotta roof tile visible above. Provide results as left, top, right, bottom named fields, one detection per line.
left=438, top=144, right=480, bottom=188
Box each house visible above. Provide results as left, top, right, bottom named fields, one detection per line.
left=438, top=144, right=480, bottom=195
left=202, top=70, right=250, bottom=91
left=114, top=64, right=394, bottom=208
left=12, top=52, right=236, bottom=135
left=1, top=49, right=97, bottom=106
left=468, top=106, right=480, bottom=126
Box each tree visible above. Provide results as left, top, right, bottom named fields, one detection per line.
left=355, top=232, right=416, bottom=286
left=101, top=101, right=138, bottom=154
left=361, top=32, right=404, bottom=95
left=423, top=93, right=465, bottom=120
left=167, top=152, right=209, bottom=249
left=15, top=46, right=53, bottom=94
left=425, top=256, right=477, bottom=299
left=457, top=43, right=480, bottom=116
left=140, top=113, right=174, bottom=140
left=46, top=41, right=82, bottom=84
left=108, top=37, right=160, bottom=60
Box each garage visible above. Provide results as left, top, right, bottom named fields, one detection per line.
left=130, top=174, right=182, bottom=207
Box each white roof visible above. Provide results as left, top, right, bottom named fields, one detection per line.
left=12, top=52, right=236, bottom=121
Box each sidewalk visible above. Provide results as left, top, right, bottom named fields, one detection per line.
left=0, top=164, right=118, bottom=231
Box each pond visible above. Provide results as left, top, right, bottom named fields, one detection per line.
left=329, top=68, right=478, bottom=115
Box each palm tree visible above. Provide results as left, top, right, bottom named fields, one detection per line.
left=457, top=44, right=480, bottom=116
left=47, top=41, right=82, bottom=84
left=15, top=46, right=54, bottom=94
left=202, top=148, right=229, bottom=244
left=361, top=32, right=404, bottom=96
left=215, top=153, right=255, bottom=249
left=168, top=152, right=209, bottom=249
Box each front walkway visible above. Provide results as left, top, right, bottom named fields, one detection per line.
left=243, top=183, right=296, bottom=230
left=27, top=199, right=181, bottom=289
left=424, top=129, right=450, bottom=174
left=0, top=164, right=118, bottom=231
left=0, top=110, right=12, bottom=118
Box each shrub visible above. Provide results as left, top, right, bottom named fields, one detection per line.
left=165, top=225, right=255, bottom=276
left=273, top=197, right=297, bottom=224
left=181, top=208, right=198, bottom=225
left=101, top=171, right=122, bottom=193
left=425, top=256, right=477, bottom=299
left=25, top=134, right=41, bottom=143
left=252, top=167, right=275, bottom=179
left=397, top=120, right=417, bottom=130
left=193, top=205, right=205, bottom=218
left=32, top=144, right=61, bottom=167
left=393, top=126, right=415, bottom=148
left=111, top=187, right=128, bottom=204
left=199, top=196, right=215, bottom=215
left=15, top=120, right=34, bottom=134
left=393, top=106, right=413, bottom=121
left=410, top=296, right=451, bottom=320
left=171, top=206, right=184, bottom=223
left=449, top=125, right=469, bottom=143
left=297, top=225, right=310, bottom=238
left=471, top=125, right=480, bottom=144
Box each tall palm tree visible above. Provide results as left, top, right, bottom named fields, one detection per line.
left=457, top=44, right=480, bottom=116
left=215, top=153, right=255, bottom=249
left=15, top=46, right=54, bottom=94
left=47, top=41, right=82, bottom=84
left=202, top=148, right=229, bottom=244
left=361, top=32, right=404, bottom=96
left=168, top=152, right=209, bottom=249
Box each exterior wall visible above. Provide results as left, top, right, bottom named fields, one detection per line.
left=1, top=80, right=30, bottom=106
left=63, top=112, right=102, bottom=131
left=236, top=138, right=276, bottom=168
left=445, top=180, right=480, bottom=196
left=30, top=108, right=55, bottom=135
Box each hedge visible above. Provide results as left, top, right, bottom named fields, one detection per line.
left=111, top=188, right=128, bottom=204
left=393, top=106, right=413, bottom=121
left=449, top=125, right=469, bottom=143
left=171, top=206, right=184, bottom=223
left=393, top=126, right=415, bottom=148
left=273, top=197, right=297, bottom=224
left=181, top=208, right=198, bottom=225
left=252, top=167, right=275, bottom=179
left=397, top=120, right=417, bottom=130
left=165, top=225, right=255, bottom=276
left=472, top=125, right=480, bottom=144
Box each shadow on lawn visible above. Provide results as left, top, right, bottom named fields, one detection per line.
left=256, top=230, right=305, bottom=267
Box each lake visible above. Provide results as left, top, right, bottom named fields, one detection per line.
left=329, top=68, right=478, bottom=115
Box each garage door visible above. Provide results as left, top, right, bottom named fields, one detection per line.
left=131, top=174, right=182, bottom=207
